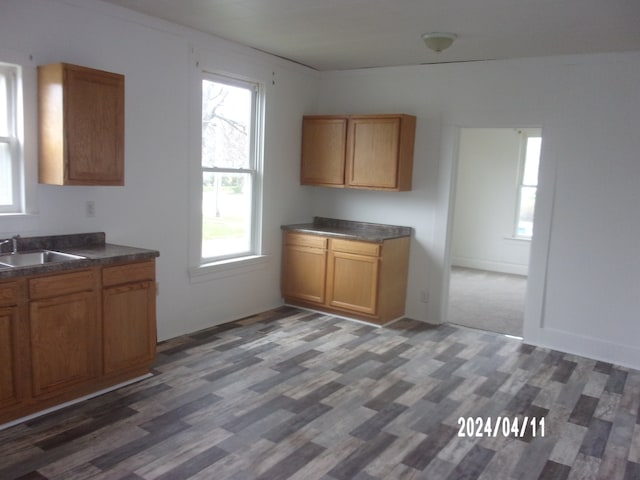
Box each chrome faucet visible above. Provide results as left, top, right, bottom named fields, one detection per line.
left=0, top=235, right=19, bottom=254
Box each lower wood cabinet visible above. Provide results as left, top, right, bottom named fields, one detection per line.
left=28, top=269, right=100, bottom=399
left=327, top=239, right=380, bottom=315
left=102, top=261, right=156, bottom=375
left=281, top=233, right=328, bottom=304
left=30, top=290, right=101, bottom=398
left=0, top=280, right=27, bottom=412
left=0, top=259, right=157, bottom=425
left=282, top=232, right=410, bottom=325
left=0, top=306, right=20, bottom=408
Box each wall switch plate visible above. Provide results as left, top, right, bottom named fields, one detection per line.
left=86, top=200, right=95, bottom=217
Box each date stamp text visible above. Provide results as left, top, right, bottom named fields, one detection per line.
left=457, top=416, right=545, bottom=438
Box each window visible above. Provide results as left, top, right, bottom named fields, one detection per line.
left=200, top=74, right=262, bottom=263
left=514, top=133, right=542, bottom=238
left=0, top=63, right=21, bottom=214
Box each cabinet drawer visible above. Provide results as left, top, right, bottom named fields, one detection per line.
left=330, top=239, right=380, bottom=256
left=103, top=260, right=155, bottom=287
left=30, top=269, right=96, bottom=300
left=0, top=280, right=23, bottom=306
left=285, top=232, right=327, bottom=249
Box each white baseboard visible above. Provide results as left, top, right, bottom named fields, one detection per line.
left=452, top=257, right=528, bottom=276
left=284, top=303, right=412, bottom=328
left=0, top=374, right=152, bottom=431
left=525, top=326, right=640, bottom=371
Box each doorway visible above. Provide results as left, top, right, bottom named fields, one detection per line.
left=447, top=127, right=541, bottom=336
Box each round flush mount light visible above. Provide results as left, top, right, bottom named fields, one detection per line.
left=421, top=32, right=457, bottom=53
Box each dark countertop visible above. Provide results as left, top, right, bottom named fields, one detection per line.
left=281, top=217, right=412, bottom=243
left=0, top=232, right=159, bottom=279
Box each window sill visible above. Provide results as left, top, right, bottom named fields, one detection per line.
left=188, top=254, right=270, bottom=284
left=0, top=212, right=35, bottom=217
left=504, top=236, right=532, bottom=242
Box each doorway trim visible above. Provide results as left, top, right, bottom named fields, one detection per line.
left=438, top=123, right=557, bottom=346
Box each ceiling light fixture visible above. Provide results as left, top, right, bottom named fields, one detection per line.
left=421, top=32, right=457, bottom=53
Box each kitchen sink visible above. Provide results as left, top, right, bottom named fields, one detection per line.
left=0, top=250, right=86, bottom=267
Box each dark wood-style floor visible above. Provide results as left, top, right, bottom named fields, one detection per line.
left=1, top=306, right=639, bottom=479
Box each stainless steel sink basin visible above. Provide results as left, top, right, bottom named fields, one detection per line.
left=0, top=250, right=86, bottom=267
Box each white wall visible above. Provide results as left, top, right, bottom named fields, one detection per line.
left=314, top=52, right=640, bottom=370
left=452, top=128, right=531, bottom=275
left=0, top=0, right=319, bottom=340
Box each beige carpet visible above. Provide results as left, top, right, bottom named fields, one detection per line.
left=447, top=266, right=526, bottom=336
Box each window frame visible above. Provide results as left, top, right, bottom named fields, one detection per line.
left=197, top=71, right=265, bottom=268
left=0, top=63, right=22, bottom=214
left=513, top=131, right=542, bottom=240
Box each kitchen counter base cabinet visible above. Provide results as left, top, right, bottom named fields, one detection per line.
left=0, top=279, right=27, bottom=415
left=327, top=239, right=380, bottom=315
left=281, top=233, right=328, bottom=304
left=0, top=260, right=157, bottom=426
left=282, top=233, right=410, bottom=325
left=102, top=261, right=157, bottom=376
left=28, top=269, right=101, bottom=399
left=0, top=306, right=21, bottom=408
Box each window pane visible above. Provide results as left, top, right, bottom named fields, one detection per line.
left=0, top=143, right=12, bottom=206
left=202, top=79, right=252, bottom=169
left=202, top=171, right=252, bottom=259
left=523, top=136, right=541, bottom=186
left=516, top=186, right=536, bottom=237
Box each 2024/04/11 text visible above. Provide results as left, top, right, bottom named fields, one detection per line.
left=457, top=416, right=545, bottom=438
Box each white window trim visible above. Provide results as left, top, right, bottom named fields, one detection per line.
left=0, top=50, right=38, bottom=226
left=0, top=63, right=25, bottom=214
left=512, top=129, right=542, bottom=240
left=188, top=254, right=270, bottom=283
left=187, top=50, right=267, bottom=281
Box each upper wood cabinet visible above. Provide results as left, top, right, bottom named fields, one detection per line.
left=38, top=63, right=125, bottom=186
left=347, top=115, right=416, bottom=190
left=301, top=116, right=348, bottom=186
left=301, top=114, right=416, bottom=191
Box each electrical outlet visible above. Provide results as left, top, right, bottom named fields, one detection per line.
left=86, top=200, right=96, bottom=218
left=420, top=290, right=429, bottom=303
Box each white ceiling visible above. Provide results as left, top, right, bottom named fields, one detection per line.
left=101, top=0, right=640, bottom=71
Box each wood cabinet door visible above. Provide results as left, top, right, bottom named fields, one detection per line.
left=301, top=116, right=348, bottom=186
left=347, top=116, right=401, bottom=189
left=103, top=281, right=156, bottom=375
left=65, top=64, right=124, bottom=185
left=0, top=306, right=23, bottom=409
left=282, top=245, right=327, bottom=304
left=327, top=250, right=379, bottom=315
left=29, top=291, right=100, bottom=398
